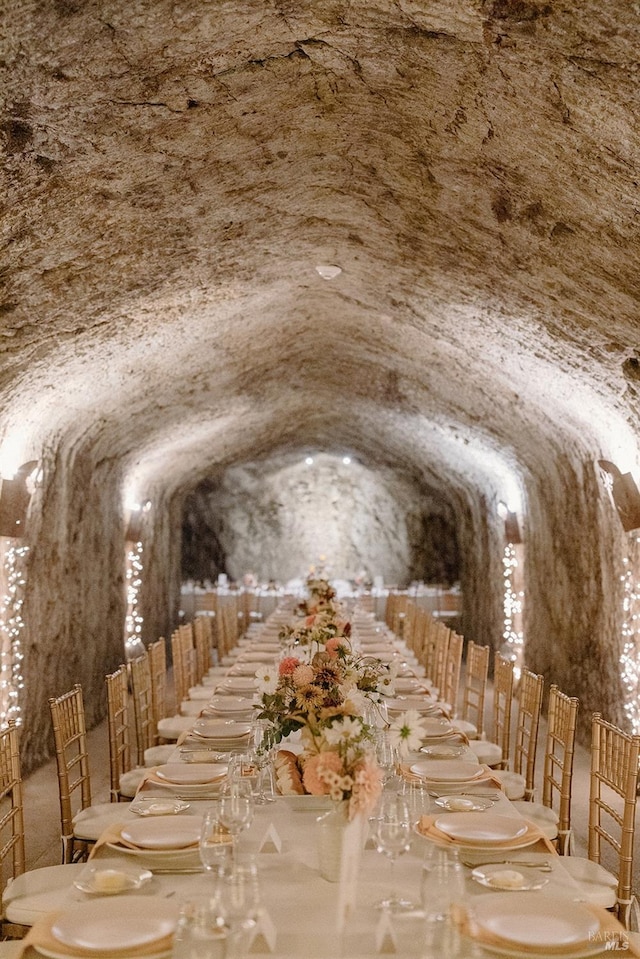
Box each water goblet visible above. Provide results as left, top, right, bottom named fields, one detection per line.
left=371, top=792, right=414, bottom=912
left=199, top=804, right=233, bottom=875
left=420, top=845, right=465, bottom=954
left=219, top=788, right=254, bottom=857
left=375, top=730, right=399, bottom=788
left=216, top=855, right=262, bottom=957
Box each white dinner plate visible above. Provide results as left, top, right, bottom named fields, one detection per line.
left=420, top=743, right=466, bottom=759
left=471, top=893, right=602, bottom=953
left=434, top=795, right=493, bottom=812
left=434, top=813, right=528, bottom=843
left=228, top=663, right=260, bottom=676
left=394, top=678, right=428, bottom=693
left=155, top=763, right=228, bottom=785
left=192, top=719, right=252, bottom=738
left=73, top=859, right=153, bottom=895
left=471, top=863, right=548, bottom=891
left=208, top=696, right=255, bottom=713
left=120, top=815, right=203, bottom=849
left=217, top=677, right=258, bottom=692
left=410, top=760, right=484, bottom=782
left=51, top=897, right=179, bottom=952
left=418, top=717, right=456, bottom=739
left=105, top=842, right=202, bottom=870
left=386, top=697, right=438, bottom=714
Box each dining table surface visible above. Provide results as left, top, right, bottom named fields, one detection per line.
left=2, top=607, right=637, bottom=959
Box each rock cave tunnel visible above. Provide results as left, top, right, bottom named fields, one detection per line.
left=2, top=0, right=640, bottom=770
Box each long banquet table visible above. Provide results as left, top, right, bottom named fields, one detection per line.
left=3, top=610, right=637, bottom=958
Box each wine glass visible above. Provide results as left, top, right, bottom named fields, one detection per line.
left=251, top=720, right=277, bottom=804
left=214, top=856, right=262, bottom=957
left=375, top=731, right=399, bottom=788
left=199, top=805, right=233, bottom=875
left=421, top=845, right=465, bottom=954
left=218, top=788, right=254, bottom=857
left=371, top=792, right=414, bottom=912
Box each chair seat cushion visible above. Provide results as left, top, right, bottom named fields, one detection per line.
left=157, top=715, right=193, bottom=741
left=187, top=686, right=214, bottom=700
left=561, top=857, right=617, bottom=909
left=73, top=803, right=132, bottom=841
left=492, top=770, right=526, bottom=800
left=510, top=800, right=559, bottom=840
left=180, top=700, right=204, bottom=716
left=119, top=768, right=145, bottom=798
left=468, top=739, right=502, bottom=766
left=144, top=744, right=175, bottom=767
left=451, top=719, right=478, bottom=739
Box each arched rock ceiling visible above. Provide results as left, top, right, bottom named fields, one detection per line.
left=2, top=0, right=640, bottom=499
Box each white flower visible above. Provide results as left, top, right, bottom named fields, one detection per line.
left=324, top=716, right=362, bottom=746
left=255, top=664, right=278, bottom=695
left=342, top=687, right=368, bottom=715
left=387, top=709, right=428, bottom=757
left=376, top=672, right=396, bottom=696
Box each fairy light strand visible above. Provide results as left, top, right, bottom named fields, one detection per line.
left=124, top=541, right=144, bottom=654
left=0, top=544, right=28, bottom=727
left=620, top=535, right=640, bottom=733
left=502, top=543, right=524, bottom=676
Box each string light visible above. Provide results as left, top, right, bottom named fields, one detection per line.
left=0, top=544, right=28, bottom=727
left=620, top=535, right=640, bottom=733
left=124, top=541, right=144, bottom=655
left=502, top=543, right=524, bottom=679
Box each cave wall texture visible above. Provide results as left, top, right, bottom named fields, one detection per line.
left=1, top=0, right=640, bottom=766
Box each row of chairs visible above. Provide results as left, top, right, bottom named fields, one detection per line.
left=392, top=598, right=640, bottom=928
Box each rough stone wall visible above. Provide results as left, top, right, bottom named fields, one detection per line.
left=20, top=443, right=126, bottom=772
left=181, top=455, right=460, bottom=588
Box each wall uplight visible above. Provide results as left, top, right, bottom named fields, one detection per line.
left=315, top=264, right=342, bottom=280
left=305, top=457, right=314, bottom=466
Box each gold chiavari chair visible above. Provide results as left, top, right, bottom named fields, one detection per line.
left=452, top=641, right=490, bottom=740
left=129, top=654, right=174, bottom=767
left=563, top=713, right=640, bottom=928
left=49, top=685, right=124, bottom=862
left=511, top=684, right=579, bottom=852
left=431, top=623, right=450, bottom=696
left=469, top=652, right=514, bottom=769
left=105, top=664, right=144, bottom=800
left=493, top=667, right=544, bottom=801
left=440, top=630, right=464, bottom=713
left=0, top=721, right=25, bottom=939
left=149, top=640, right=194, bottom=743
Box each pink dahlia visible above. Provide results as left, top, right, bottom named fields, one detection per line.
left=303, top=751, right=344, bottom=795
left=279, top=656, right=301, bottom=677
left=292, top=664, right=315, bottom=687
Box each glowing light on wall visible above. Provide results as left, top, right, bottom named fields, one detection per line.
left=0, top=543, right=28, bottom=727
left=502, top=543, right=524, bottom=679
left=620, top=536, right=640, bottom=733
left=124, top=541, right=144, bottom=657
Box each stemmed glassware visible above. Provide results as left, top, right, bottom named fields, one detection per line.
left=218, top=781, right=254, bottom=858
left=199, top=804, right=233, bottom=875
left=371, top=792, right=414, bottom=912
left=375, top=730, right=399, bottom=788
left=251, top=720, right=277, bottom=804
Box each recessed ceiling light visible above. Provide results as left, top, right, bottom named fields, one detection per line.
left=315, top=264, right=342, bottom=280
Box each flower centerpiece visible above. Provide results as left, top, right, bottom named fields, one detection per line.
left=297, top=574, right=337, bottom=616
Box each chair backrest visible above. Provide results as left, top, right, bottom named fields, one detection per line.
left=48, top=684, right=91, bottom=862
left=441, top=631, right=464, bottom=712
left=492, top=653, right=514, bottom=770
left=129, top=653, right=155, bottom=765
left=0, top=720, right=25, bottom=894
left=193, top=616, right=212, bottom=680
left=512, top=668, right=544, bottom=799
left=589, top=712, right=640, bottom=926
left=432, top=624, right=451, bottom=694
left=148, top=637, right=167, bottom=731
left=105, top=664, right=131, bottom=801
left=541, top=684, right=579, bottom=854
left=460, top=641, right=490, bottom=737
left=170, top=629, right=190, bottom=706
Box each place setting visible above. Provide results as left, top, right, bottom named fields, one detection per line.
left=414, top=810, right=551, bottom=854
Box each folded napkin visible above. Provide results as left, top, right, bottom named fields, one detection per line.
left=15, top=910, right=173, bottom=958
left=416, top=814, right=557, bottom=855
left=452, top=901, right=639, bottom=957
